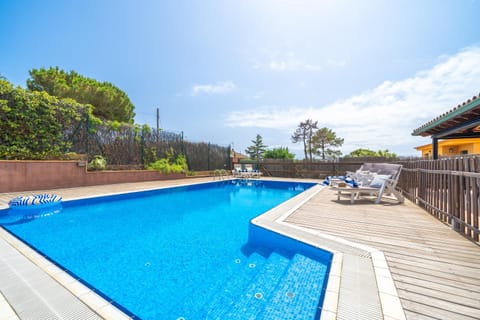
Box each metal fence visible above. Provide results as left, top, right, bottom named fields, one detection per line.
left=184, top=141, right=231, bottom=172
left=67, top=115, right=230, bottom=171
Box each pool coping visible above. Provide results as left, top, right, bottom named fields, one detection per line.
left=0, top=178, right=406, bottom=320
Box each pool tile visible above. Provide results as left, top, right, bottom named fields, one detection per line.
left=66, top=281, right=92, bottom=297
left=43, top=263, right=64, bottom=276
left=97, top=304, right=132, bottom=320
left=78, top=291, right=110, bottom=312
left=319, top=309, right=336, bottom=320
left=52, top=271, right=77, bottom=287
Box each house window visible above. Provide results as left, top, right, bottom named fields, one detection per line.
left=461, top=150, right=468, bottom=155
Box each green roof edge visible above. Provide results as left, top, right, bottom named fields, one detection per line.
left=412, top=96, right=480, bottom=136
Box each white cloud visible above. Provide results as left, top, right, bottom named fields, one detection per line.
left=244, top=91, right=264, bottom=101
left=254, top=51, right=323, bottom=72
left=269, top=60, right=289, bottom=71
left=327, top=58, right=347, bottom=68
left=227, top=46, right=480, bottom=155
left=191, top=81, right=237, bottom=95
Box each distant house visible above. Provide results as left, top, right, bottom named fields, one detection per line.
left=415, top=138, right=480, bottom=158
left=412, top=92, right=480, bottom=159
left=230, top=149, right=248, bottom=163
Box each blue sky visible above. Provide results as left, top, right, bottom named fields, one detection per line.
left=1, top=0, right=480, bottom=157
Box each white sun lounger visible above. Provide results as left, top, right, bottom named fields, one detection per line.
left=332, top=163, right=405, bottom=204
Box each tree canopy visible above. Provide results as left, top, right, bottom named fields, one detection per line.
left=245, top=134, right=267, bottom=160
left=346, top=148, right=398, bottom=159
left=264, top=147, right=295, bottom=160
left=27, top=67, right=135, bottom=123
left=291, top=119, right=317, bottom=161
left=292, top=120, right=344, bottom=160
left=312, top=127, right=344, bottom=160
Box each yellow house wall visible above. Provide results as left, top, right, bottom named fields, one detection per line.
left=474, top=143, right=480, bottom=154
left=415, top=138, right=480, bottom=157
left=441, top=143, right=474, bottom=155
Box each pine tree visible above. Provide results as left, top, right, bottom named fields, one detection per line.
left=312, top=127, right=344, bottom=160
left=291, top=119, right=318, bottom=161
left=245, top=134, right=267, bottom=160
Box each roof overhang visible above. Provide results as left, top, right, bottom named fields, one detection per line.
left=412, top=93, right=480, bottom=138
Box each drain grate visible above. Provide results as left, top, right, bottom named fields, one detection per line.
left=337, top=254, right=383, bottom=320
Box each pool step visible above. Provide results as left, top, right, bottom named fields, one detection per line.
left=172, top=253, right=267, bottom=320
left=256, top=254, right=329, bottom=320
left=219, top=254, right=329, bottom=320
left=200, top=251, right=289, bottom=319
left=220, top=251, right=291, bottom=319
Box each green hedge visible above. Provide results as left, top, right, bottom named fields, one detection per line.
left=0, top=79, right=96, bottom=159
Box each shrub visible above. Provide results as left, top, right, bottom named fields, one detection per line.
left=147, top=158, right=171, bottom=173
left=88, top=155, right=106, bottom=170
left=147, top=153, right=188, bottom=174
left=62, top=152, right=85, bottom=160
left=0, top=79, right=97, bottom=160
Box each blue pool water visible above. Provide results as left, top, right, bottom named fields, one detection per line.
left=0, top=180, right=331, bottom=319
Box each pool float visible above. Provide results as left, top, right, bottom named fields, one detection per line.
left=1, top=194, right=62, bottom=225
left=8, top=194, right=62, bottom=209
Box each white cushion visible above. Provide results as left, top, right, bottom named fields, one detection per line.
left=369, top=174, right=391, bottom=188
left=355, top=171, right=376, bottom=186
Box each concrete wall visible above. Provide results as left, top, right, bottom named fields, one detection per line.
left=0, top=161, right=185, bottom=192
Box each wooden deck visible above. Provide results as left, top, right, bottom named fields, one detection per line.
left=285, top=187, right=480, bottom=320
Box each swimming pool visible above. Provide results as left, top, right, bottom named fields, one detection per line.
left=1, top=180, right=332, bottom=319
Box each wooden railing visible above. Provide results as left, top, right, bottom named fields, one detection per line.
left=397, top=157, right=480, bottom=242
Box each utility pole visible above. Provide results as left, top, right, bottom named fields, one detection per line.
left=156, top=107, right=160, bottom=143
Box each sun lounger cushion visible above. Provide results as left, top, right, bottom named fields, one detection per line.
left=355, top=171, right=376, bottom=186
left=369, top=174, right=392, bottom=188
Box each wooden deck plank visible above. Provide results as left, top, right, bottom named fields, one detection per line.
left=403, top=310, right=438, bottom=320
left=285, top=187, right=480, bottom=320
left=390, top=269, right=480, bottom=294
left=385, top=250, right=480, bottom=270
left=396, top=279, right=480, bottom=305
left=385, top=256, right=480, bottom=279
left=392, top=273, right=480, bottom=300
left=400, top=298, right=478, bottom=320
left=397, top=288, right=480, bottom=319
left=395, top=282, right=480, bottom=311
